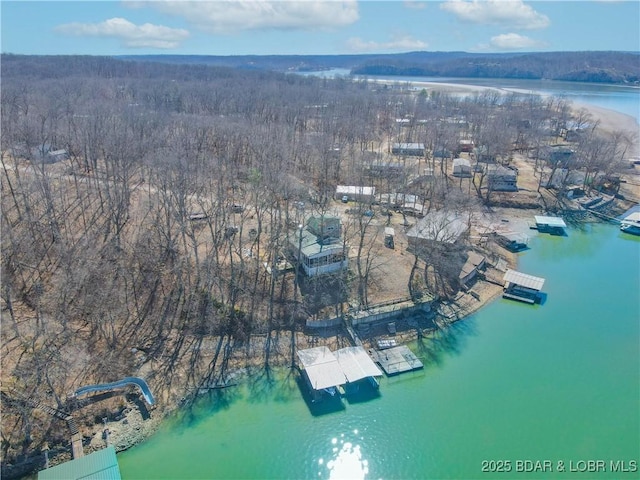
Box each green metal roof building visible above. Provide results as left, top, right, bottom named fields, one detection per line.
left=38, top=446, right=121, bottom=480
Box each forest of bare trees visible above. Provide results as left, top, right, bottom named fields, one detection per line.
left=1, top=54, right=634, bottom=476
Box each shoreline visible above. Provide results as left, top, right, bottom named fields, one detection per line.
left=19, top=79, right=639, bottom=477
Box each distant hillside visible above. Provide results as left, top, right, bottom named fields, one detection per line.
left=118, top=51, right=640, bottom=85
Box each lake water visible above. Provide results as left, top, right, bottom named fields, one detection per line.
left=118, top=225, right=640, bottom=479
left=117, top=80, right=640, bottom=479
left=302, top=70, right=640, bottom=123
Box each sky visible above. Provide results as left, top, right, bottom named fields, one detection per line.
left=1, top=0, right=639, bottom=56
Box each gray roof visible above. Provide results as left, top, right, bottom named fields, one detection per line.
left=38, top=446, right=121, bottom=480
left=294, top=229, right=343, bottom=259
left=535, top=216, right=567, bottom=228
left=335, top=346, right=382, bottom=382
left=503, top=269, right=545, bottom=291
left=297, top=347, right=347, bottom=390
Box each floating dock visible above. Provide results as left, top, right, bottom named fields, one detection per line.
left=369, top=346, right=423, bottom=375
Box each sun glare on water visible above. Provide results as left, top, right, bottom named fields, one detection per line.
left=319, top=432, right=369, bottom=480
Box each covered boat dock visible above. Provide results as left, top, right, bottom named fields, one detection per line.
left=502, top=269, right=546, bottom=304
left=297, top=346, right=383, bottom=401
left=534, top=215, right=567, bottom=235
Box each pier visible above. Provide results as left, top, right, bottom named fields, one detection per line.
left=368, top=346, right=423, bottom=375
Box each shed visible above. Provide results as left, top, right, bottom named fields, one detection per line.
left=459, top=251, right=486, bottom=285
left=452, top=158, right=472, bottom=177
left=38, top=446, right=121, bottom=480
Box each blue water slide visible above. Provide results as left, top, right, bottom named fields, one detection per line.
left=74, top=377, right=155, bottom=405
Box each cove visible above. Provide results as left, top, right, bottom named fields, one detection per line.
left=117, top=223, right=639, bottom=479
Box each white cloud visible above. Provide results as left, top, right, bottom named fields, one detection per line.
left=489, top=32, right=547, bottom=49
left=346, top=35, right=428, bottom=53
left=124, top=1, right=359, bottom=34
left=440, top=0, right=550, bottom=29
left=55, top=17, right=189, bottom=49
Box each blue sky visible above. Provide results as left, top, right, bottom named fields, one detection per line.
left=1, top=1, right=639, bottom=56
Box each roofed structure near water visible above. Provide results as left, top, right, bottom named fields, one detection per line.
left=503, top=269, right=545, bottom=291
left=334, top=346, right=383, bottom=383
left=534, top=215, right=567, bottom=235
left=38, top=446, right=121, bottom=480
left=297, top=346, right=346, bottom=391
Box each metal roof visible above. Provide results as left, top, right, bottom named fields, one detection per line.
left=503, top=269, right=545, bottom=291
left=534, top=216, right=567, bottom=228
left=38, top=446, right=121, bottom=480
left=335, top=346, right=382, bottom=383
left=297, top=347, right=347, bottom=390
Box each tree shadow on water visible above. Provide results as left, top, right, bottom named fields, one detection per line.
left=414, top=317, right=479, bottom=369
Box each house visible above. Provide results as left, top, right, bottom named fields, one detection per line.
left=289, top=216, right=348, bottom=277
left=406, top=211, right=469, bottom=252
left=487, top=165, right=518, bottom=191
left=452, top=158, right=472, bottom=177
left=335, top=185, right=375, bottom=203
left=473, top=146, right=497, bottom=163
left=366, top=162, right=405, bottom=177
left=392, top=143, right=425, bottom=156
left=545, top=146, right=575, bottom=167
left=433, top=148, right=452, bottom=159
left=458, top=139, right=474, bottom=153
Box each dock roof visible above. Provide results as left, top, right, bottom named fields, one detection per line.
left=534, top=215, right=567, bottom=228
left=503, top=269, right=545, bottom=291
left=38, top=446, right=121, bottom=480
left=297, top=346, right=346, bottom=390
left=335, top=346, right=383, bottom=383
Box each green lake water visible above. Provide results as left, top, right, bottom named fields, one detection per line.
left=117, top=223, right=639, bottom=479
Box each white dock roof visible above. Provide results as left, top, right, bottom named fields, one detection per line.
left=534, top=215, right=567, bottom=228
left=297, top=346, right=346, bottom=390
left=335, top=346, right=383, bottom=383
left=503, top=269, right=545, bottom=291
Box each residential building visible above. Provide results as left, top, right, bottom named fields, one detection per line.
left=289, top=216, right=348, bottom=277
left=487, top=165, right=518, bottom=191
left=392, top=143, right=425, bottom=156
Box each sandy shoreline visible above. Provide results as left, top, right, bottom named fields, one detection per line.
left=375, top=77, right=640, bottom=157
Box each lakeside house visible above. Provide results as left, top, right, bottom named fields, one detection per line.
left=452, top=158, right=472, bottom=177
left=289, top=216, right=348, bottom=277
left=406, top=211, right=469, bottom=252
left=487, top=165, right=518, bottom=191
left=335, top=185, right=376, bottom=203
left=391, top=143, right=425, bottom=156
left=366, top=161, right=405, bottom=177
